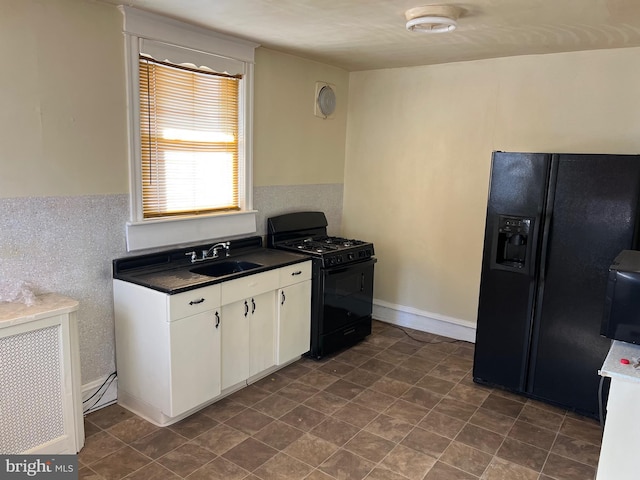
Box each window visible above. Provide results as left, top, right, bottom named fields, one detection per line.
left=121, top=6, right=258, bottom=251
left=139, top=57, right=241, bottom=218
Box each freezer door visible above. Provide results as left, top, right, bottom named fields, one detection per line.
left=529, top=154, right=640, bottom=417
left=474, top=152, right=551, bottom=391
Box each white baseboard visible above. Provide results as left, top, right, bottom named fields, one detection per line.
left=82, top=374, right=118, bottom=414
left=373, top=299, right=476, bottom=343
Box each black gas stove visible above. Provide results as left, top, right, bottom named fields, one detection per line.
left=278, top=236, right=375, bottom=267
left=267, top=211, right=376, bottom=358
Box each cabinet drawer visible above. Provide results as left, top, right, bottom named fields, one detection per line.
left=169, top=284, right=221, bottom=321
left=221, top=270, right=279, bottom=305
left=279, top=261, right=312, bottom=287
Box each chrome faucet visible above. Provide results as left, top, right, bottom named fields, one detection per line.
left=185, top=241, right=231, bottom=263
left=204, top=242, right=230, bottom=260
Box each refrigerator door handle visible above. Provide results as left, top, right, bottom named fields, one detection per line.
left=527, top=215, right=542, bottom=277
left=540, top=215, right=553, bottom=278
left=525, top=156, right=559, bottom=393
left=537, top=154, right=559, bottom=285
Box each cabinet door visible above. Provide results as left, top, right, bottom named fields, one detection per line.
left=249, top=291, right=276, bottom=376
left=168, top=309, right=221, bottom=416
left=221, top=300, right=250, bottom=390
left=276, top=280, right=311, bottom=365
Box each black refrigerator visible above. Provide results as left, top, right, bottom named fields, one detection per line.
left=473, top=151, right=640, bottom=418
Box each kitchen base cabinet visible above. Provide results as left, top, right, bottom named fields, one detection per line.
left=221, top=292, right=276, bottom=390
left=221, top=299, right=250, bottom=390
left=597, top=379, right=638, bottom=480
left=249, top=292, right=277, bottom=376
left=597, top=340, right=640, bottom=480
left=220, top=271, right=278, bottom=390
left=276, top=262, right=312, bottom=365
left=113, top=259, right=312, bottom=427
left=113, top=280, right=221, bottom=426
left=169, top=310, right=221, bottom=416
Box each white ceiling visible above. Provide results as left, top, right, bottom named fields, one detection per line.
left=105, top=0, right=640, bottom=71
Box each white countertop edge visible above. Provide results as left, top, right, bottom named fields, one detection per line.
left=0, top=293, right=79, bottom=328
left=600, top=339, right=640, bottom=383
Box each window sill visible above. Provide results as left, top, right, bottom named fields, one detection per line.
left=126, top=210, right=257, bottom=251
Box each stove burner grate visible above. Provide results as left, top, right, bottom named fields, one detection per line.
left=283, top=236, right=367, bottom=253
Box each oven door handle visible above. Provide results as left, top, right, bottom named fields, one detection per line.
left=324, top=258, right=377, bottom=276
left=325, top=266, right=350, bottom=275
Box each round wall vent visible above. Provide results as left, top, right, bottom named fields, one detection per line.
left=314, top=82, right=336, bottom=119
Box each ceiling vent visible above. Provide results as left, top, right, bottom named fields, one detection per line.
left=405, top=5, right=462, bottom=33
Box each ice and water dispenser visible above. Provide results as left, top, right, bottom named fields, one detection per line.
left=493, top=215, right=533, bottom=272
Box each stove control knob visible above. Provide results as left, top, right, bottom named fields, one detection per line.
left=336, top=256, right=343, bottom=264
left=348, top=253, right=355, bottom=261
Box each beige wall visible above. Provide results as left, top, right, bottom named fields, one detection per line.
left=0, top=2, right=348, bottom=197
left=0, top=0, right=129, bottom=197
left=6, top=0, right=640, bottom=383
left=344, top=47, right=640, bottom=324
left=253, top=48, right=348, bottom=186
left=0, top=0, right=349, bottom=387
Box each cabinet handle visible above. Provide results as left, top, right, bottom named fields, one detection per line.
left=244, top=300, right=248, bottom=317
left=215, top=311, right=220, bottom=329
left=291, top=270, right=302, bottom=276
left=281, top=291, right=286, bottom=305
left=189, top=298, right=205, bottom=305
left=251, top=298, right=256, bottom=314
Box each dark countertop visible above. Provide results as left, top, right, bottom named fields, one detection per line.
left=113, top=238, right=311, bottom=294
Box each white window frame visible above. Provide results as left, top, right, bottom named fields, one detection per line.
left=120, top=6, right=259, bottom=251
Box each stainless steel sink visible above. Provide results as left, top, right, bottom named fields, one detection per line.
left=190, top=260, right=262, bottom=278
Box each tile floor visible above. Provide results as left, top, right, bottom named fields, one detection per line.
left=79, top=321, right=603, bottom=480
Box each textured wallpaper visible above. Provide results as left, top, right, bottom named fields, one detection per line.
left=0, top=195, right=129, bottom=384
left=0, top=185, right=343, bottom=388
left=254, top=184, right=344, bottom=237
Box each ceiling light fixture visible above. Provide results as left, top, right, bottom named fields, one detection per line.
left=405, top=5, right=462, bottom=34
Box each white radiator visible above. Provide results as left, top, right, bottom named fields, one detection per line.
left=0, top=296, right=84, bottom=454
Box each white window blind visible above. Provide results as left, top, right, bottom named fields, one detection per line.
left=139, top=57, right=241, bottom=218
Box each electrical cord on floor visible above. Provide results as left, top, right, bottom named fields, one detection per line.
left=82, top=372, right=116, bottom=405
left=386, top=323, right=465, bottom=345
left=83, top=371, right=117, bottom=415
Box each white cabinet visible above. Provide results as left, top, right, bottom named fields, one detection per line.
left=220, top=299, right=250, bottom=389
left=277, top=262, right=312, bottom=365
left=220, top=270, right=278, bottom=390
left=169, top=309, right=220, bottom=417
left=0, top=294, right=84, bottom=454
left=114, top=281, right=221, bottom=426
left=114, top=259, right=312, bottom=427
left=250, top=292, right=277, bottom=374
left=597, top=340, right=640, bottom=480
